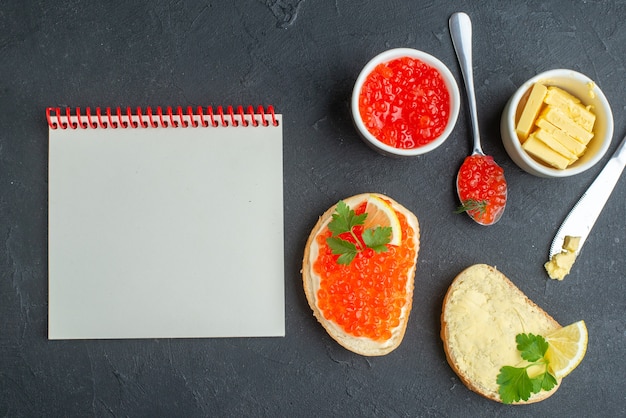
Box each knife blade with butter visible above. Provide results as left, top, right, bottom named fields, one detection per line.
left=549, top=133, right=626, bottom=258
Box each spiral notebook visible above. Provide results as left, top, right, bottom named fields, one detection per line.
left=47, top=105, right=284, bottom=340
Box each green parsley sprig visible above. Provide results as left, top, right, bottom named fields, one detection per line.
left=454, top=198, right=487, bottom=215
left=497, top=333, right=557, bottom=404
left=326, top=200, right=392, bottom=265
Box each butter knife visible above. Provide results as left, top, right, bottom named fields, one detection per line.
left=550, top=133, right=626, bottom=257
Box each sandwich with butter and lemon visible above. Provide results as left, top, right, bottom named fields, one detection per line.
left=441, top=264, right=587, bottom=404
left=302, top=193, right=420, bottom=356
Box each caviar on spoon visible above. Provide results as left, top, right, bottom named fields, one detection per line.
left=449, top=12, right=507, bottom=225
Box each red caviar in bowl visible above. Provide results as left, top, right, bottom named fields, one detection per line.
left=313, top=201, right=417, bottom=341
left=358, top=56, right=451, bottom=149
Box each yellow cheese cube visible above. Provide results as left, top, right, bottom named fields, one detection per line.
left=546, top=86, right=581, bottom=103
left=540, top=106, right=594, bottom=145
left=516, top=83, right=548, bottom=142
left=563, top=236, right=581, bottom=252
left=533, top=129, right=578, bottom=162
left=535, top=118, right=587, bottom=156
left=544, top=86, right=596, bottom=132
left=522, top=134, right=571, bottom=169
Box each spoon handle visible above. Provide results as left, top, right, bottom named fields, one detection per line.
left=449, top=12, right=483, bottom=156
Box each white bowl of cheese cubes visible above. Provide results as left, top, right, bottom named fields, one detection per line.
left=501, top=69, right=613, bottom=177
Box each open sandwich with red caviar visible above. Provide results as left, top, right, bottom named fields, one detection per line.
left=302, top=193, right=420, bottom=356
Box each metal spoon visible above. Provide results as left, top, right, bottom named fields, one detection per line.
left=449, top=12, right=507, bottom=225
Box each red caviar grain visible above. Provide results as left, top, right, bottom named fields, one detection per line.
left=313, top=201, right=416, bottom=342
left=359, top=56, right=450, bottom=149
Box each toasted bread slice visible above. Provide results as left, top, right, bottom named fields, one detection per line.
left=302, top=193, right=420, bottom=356
left=441, top=264, right=561, bottom=403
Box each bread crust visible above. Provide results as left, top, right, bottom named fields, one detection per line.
left=302, top=193, right=420, bottom=356
left=440, top=264, right=561, bottom=403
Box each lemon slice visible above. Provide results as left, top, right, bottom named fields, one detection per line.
left=545, top=320, right=588, bottom=379
left=362, top=195, right=402, bottom=246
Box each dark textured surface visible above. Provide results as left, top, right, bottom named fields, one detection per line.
left=2, top=1, right=625, bottom=416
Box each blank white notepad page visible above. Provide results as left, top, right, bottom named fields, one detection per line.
left=48, top=112, right=284, bottom=339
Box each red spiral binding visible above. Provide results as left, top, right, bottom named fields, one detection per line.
left=66, top=107, right=77, bottom=129
left=46, top=105, right=279, bottom=130
left=146, top=107, right=159, bottom=128
left=85, top=108, right=98, bottom=129
left=196, top=106, right=209, bottom=127
left=217, top=106, right=227, bottom=127
left=116, top=107, right=126, bottom=128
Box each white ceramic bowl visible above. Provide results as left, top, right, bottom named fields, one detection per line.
left=351, top=48, right=460, bottom=157
left=501, top=69, right=613, bottom=177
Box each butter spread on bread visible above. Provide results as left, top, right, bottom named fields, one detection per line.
left=441, top=264, right=562, bottom=403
